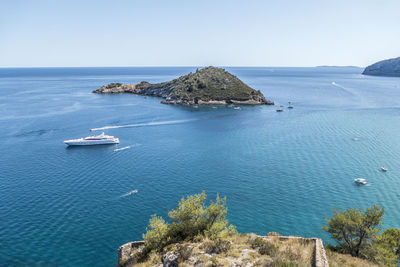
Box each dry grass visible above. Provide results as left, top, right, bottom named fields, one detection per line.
left=273, top=237, right=315, bottom=266
left=129, top=234, right=317, bottom=266
left=325, top=249, right=379, bottom=267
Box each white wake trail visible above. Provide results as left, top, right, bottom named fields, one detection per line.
left=331, top=82, right=356, bottom=96
left=113, top=144, right=142, bottom=152
left=120, top=189, right=138, bottom=198
left=90, top=118, right=201, bottom=131
left=113, top=146, right=131, bottom=152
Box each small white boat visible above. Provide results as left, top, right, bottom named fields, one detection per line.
left=64, top=132, right=119, bottom=146
left=126, top=189, right=138, bottom=196
left=381, top=166, right=388, bottom=172
left=233, top=107, right=241, bottom=110
left=193, top=105, right=199, bottom=108
left=352, top=138, right=359, bottom=141
left=354, top=178, right=367, bottom=185
left=276, top=105, right=284, bottom=112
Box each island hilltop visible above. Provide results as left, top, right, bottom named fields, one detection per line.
left=362, top=57, right=400, bottom=77
left=93, top=66, right=274, bottom=105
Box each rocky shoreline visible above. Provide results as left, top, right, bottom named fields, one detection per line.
left=93, top=67, right=274, bottom=106
left=362, top=57, right=400, bottom=77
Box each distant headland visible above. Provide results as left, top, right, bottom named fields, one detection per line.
left=362, top=57, right=400, bottom=77
left=93, top=66, right=274, bottom=106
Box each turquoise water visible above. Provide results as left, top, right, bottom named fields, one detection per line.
left=1, top=67, right=400, bottom=266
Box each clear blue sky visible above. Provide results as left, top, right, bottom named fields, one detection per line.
left=1, top=0, right=399, bottom=67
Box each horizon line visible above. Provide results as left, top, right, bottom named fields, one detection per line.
left=0, top=65, right=363, bottom=69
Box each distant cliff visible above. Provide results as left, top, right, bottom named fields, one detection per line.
left=362, top=57, right=400, bottom=77
left=93, top=66, right=274, bottom=105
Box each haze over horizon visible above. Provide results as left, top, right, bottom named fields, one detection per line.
left=1, top=0, right=399, bottom=68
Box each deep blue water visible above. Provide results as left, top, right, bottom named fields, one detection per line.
left=1, top=67, right=400, bottom=266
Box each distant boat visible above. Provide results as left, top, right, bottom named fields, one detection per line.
left=352, top=137, right=359, bottom=141
left=381, top=166, right=388, bottom=172
left=212, top=106, right=217, bottom=109
left=276, top=105, right=284, bottom=112
left=193, top=105, right=199, bottom=108
left=233, top=107, right=241, bottom=110
left=64, top=132, right=119, bottom=146
left=288, top=101, right=294, bottom=109
left=354, top=178, right=367, bottom=185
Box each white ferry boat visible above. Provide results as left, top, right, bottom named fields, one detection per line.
left=64, top=132, right=119, bottom=146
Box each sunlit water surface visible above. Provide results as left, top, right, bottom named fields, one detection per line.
left=1, top=67, right=400, bottom=266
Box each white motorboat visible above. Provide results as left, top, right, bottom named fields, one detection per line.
left=354, top=178, right=367, bottom=185
left=64, top=132, right=119, bottom=146
left=381, top=166, right=388, bottom=172
left=233, top=107, right=241, bottom=110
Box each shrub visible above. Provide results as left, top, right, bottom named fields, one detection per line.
left=375, top=228, right=400, bottom=258
left=249, top=237, right=278, bottom=256
left=267, top=232, right=281, bottom=237
left=140, top=191, right=235, bottom=258
left=323, top=205, right=400, bottom=266
left=201, top=238, right=231, bottom=254
left=278, top=261, right=299, bottom=267
left=322, top=205, right=384, bottom=257
left=106, top=82, right=122, bottom=88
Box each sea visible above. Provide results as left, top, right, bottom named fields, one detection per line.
left=1, top=67, right=400, bottom=266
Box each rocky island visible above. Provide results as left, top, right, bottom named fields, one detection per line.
left=93, top=66, right=274, bottom=105
left=362, top=57, right=400, bottom=77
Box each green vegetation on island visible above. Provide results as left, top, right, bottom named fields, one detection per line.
left=362, top=57, right=400, bottom=77
left=117, top=192, right=400, bottom=266
left=93, top=67, right=274, bottom=106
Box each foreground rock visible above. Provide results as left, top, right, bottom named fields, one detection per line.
left=117, top=233, right=330, bottom=267
left=93, top=67, right=274, bottom=106
left=362, top=57, right=400, bottom=77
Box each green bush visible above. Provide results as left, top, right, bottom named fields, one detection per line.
left=140, top=191, right=236, bottom=258
left=376, top=228, right=400, bottom=258
left=322, top=205, right=384, bottom=257
left=106, top=82, right=122, bottom=88
left=278, top=261, right=299, bottom=267
left=323, top=205, right=400, bottom=266
left=249, top=237, right=278, bottom=256
left=201, top=238, right=231, bottom=254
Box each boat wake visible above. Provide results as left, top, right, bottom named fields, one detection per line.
left=331, top=82, right=356, bottom=96
left=90, top=118, right=201, bottom=131
left=90, top=115, right=232, bottom=131
left=120, top=189, right=138, bottom=198
left=114, top=146, right=131, bottom=152
left=113, top=144, right=141, bottom=152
